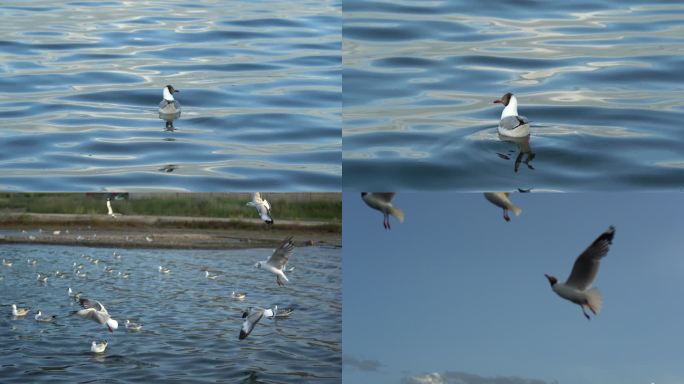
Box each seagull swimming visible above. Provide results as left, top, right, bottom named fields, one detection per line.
left=239, top=306, right=275, bottom=340
left=11, top=304, right=30, bottom=317
left=494, top=92, right=530, bottom=138
left=231, top=291, right=246, bottom=301
left=205, top=270, right=218, bottom=280
left=255, top=236, right=294, bottom=286
left=545, top=226, right=616, bottom=320
left=37, top=273, right=49, bottom=283
left=268, top=306, right=293, bottom=319
left=158, top=85, right=181, bottom=115
left=70, top=298, right=119, bottom=332
left=484, top=192, right=522, bottom=222
left=246, top=192, right=273, bottom=224
left=361, top=192, right=404, bottom=230
left=106, top=198, right=121, bottom=217
left=35, top=310, right=57, bottom=322
left=159, top=266, right=171, bottom=274
left=2, top=259, right=13, bottom=267
left=91, top=340, right=108, bottom=353
left=125, top=319, right=142, bottom=331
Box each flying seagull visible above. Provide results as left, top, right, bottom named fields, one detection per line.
left=494, top=92, right=530, bottom=138
left=545, top=226, right=616, bottom=320
left=239, top=306, right=275, bottom=340
left=484, top=192, right=522, bottom=222
left=361, top=192, right=404, bottom=230
left=70, top=298, right=119, bottom=332
left=106, top=198, right=121, bottom=217
left=255, top=236, right=294, bottom=286
left=246, top=192, right=273, bottom=224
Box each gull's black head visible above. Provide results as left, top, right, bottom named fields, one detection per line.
left=166, top=85, right=179, bottom=93
left=493, top=92, right=513, bottom=106
left=361, top=192, right=368, bottom=197
left=544, top=274, right=557, bottom=286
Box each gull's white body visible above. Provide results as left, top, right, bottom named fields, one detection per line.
left=246, top=192, right=273, bottom=224
left=71, top=298, right=119, bottom=332
left=35, top=310, right=56, bottom=322
left=496, top=94, right=530, bottom=138
left=91, top=340, right=108, bottom=353
left=12, top=304, right=29, bottom=317
left=159, top=266, right=170, bottom=274
left=256, top=236, right=294, bottom=286
left=159, top=86, right=181, bottom=115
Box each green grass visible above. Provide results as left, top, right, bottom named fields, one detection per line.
left=0, top=193, right=341, bottom=221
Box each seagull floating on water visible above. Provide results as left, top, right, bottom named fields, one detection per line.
left=2, top=259, right=13, bottom=267
left=239, top=306, right=275, bottom=340
left=158, top=85, right=181, bottom=115
left=361, top=193, right=404, bottom=230
left=255, top=236, right=294, bottom=286
left=246, top=192, right=274, bottom=224
left=545, top=226, right=616, bottom=320
left=35, top=310, right=57, bottom=322
left=205, top=270, right=218, bottom=280
left=37, top=273, right=49, bottom=283
left=11, top=304, right=30, bottom=317
left=125, top=319, right=142, bottom=331
left=231, top=291, right=246, bottom=301
left=484, top=192, right=522, bottom=222
left=91, top=340, right=108, bottom=353
left=71, top=298, right=119, bottom=332
left=268, top=306, right=293, bottom=319
left=494, top=92, right=530, bottom=138
left=159, top=266, right=171, bottom=274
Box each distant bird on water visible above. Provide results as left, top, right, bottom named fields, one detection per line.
left=484, top=192, right=522, bottom=222
left=11, top=304, right=30, bottom=317
left=545, top=226, right=616, bottom=320
left=91, top=340, right=108, bottom=353
left=361, top=193, right=404, bottom=230
left=246, top=192, right=273, bottom=224
left=158, top=85, right=181, bottom=115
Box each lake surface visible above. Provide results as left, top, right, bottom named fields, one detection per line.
left=343, top=0, right=684, bottom=191
left=0, top=243, right=341, bottom=383
left=0, top=0, right=341, bottom=191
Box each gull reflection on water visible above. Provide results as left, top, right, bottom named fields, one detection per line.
left=497, top=133, right=535, bottom=173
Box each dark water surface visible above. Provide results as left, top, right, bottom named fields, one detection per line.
left=343, top=0, right=684, bottom=191
left=0, top=0, right=341, bottom=191
left=0, top=243, right=341, bottom=383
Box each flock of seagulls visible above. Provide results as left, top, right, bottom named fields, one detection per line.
left=361, top=193, right=617, bottom=320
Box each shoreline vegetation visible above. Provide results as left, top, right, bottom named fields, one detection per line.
left=0, top=193, right=341, bottom=249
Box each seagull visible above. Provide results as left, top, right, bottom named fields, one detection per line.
left=106, top=198, right=121, bottom=217
left=11, top=304, right=30, bottom=317
left=125, top=319, right=142, bottom=331
left=484, top=192, right=522, bottom=222
left=239, top=306, right=275, bottom=340
left=493, top=92, right=530, bottom=138
left=37, top=273, right=49, bottom=283
left=70, top=298, right=119, bottom=332
left=205, top=270, right=218, bottom=280
left=91, top=340, right=108, bottom=353
left=545, top=226, right=616, bottom=320
left=159, top=266, right=171, bottom=274
left=246, top=192, right=274, bottom=224
left=268, top=306, right=293, bottom=319
left=53, top=230, right=61, bottom=235
left=158, top=85, right=181, bottom=115
left=231, top=291, right=246, bottom=301
left=361, top=192, right=404, bottom=230
left=146, top=236, right=154, bottom=243
left=2, top=259, right=13, bottom=267
left=255, top=236, right=294, bottom=286
left=35, top=311, right=57, bottom=322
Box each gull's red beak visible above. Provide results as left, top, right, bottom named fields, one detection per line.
left=493, top=99, right=502, bottom=104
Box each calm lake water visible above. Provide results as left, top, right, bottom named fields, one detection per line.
left=0, top=243, right=341, bottom=383
left=0, top=0, right=341, bottom=191
left=343, top=0, right=684, bottom=191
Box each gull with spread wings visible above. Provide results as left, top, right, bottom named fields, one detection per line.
left=255, top=236, right=294, bottom=286
left=70, top=297, right=119, bottom=332
left=246, top=192, right=273, bottom=224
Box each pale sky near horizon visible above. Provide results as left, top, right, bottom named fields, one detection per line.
left=343, top=192, right=684, bottom=384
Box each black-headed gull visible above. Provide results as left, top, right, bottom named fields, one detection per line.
left=91, top=340, right=108, bottom=353
left=158, top=85, right=181, bottom=115
left=35, top=310, right=57, bottom=322
left=255, top=236, right=294, bottom=286
left=70, top=298, right=119, bottom=332
left=545, top=226, right=615, bottom=320
left=11, top=304, right=29, bottom=317
left=246, top=192, right=274, bottom=224
left=494, top=92, right=530, bottom=138
left=484, top=192, right=522, bottom=222
left=239, top=306, right=275, bottom=340
left=361, top=192, right=404, bottom=230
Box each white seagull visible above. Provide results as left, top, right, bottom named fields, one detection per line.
left=239, top=306, right=275, bottom=340
left=35, top=310, right=57, bottom=322
left=494, top=92, right=530, bottom=138
left=158, top=85, right=181, bottom=115
left=106, top=198, right=121, bottom=217
left=361, top=192, right=404, bottom=230
left=159, top=266, right=171, bottom=274
left=91, top=340, right=108, bottom=353
left=246, top=192, right=274, bottom=224
left=125, top=319, right=143, bottom=331
left=70, top=298, right=119, bottom=332
left=484, top=192, right=522, bottom=222
left=255, top=236, right=294, bottom=286
left=205, top=270, right=218, bottom=280
left=545, top=226, right=616, bottom=320
left=11, top=304, right=30, bottom=317
left=37, top=273, right=49, bottom=283
left=231, top=291, right=246, bottom=301
left=2, top=259, right=13, bottom=267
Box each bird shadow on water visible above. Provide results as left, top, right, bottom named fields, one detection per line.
left=496, top=133, right=536, bottom=173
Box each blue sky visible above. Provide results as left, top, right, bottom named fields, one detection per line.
left=343, top=192, right=684, bottom=384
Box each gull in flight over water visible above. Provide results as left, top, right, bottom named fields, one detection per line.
left=361, top=192, right=404, bottom=230
left=494, top=92, right=530, bottom=138
left=545, top=226, right=616, bottom=320
left=484, top=192, right=522, bottom=222
left=239, top=306, right=276, bottom=340
left=246, top=192, right=274, bottom=224
left=70, top=298, right=119, bottom=332
left=255, top=236, right=294, bottom=286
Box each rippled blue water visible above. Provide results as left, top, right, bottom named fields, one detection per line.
left=343, top=0, right=684, bottom=191
left=0, top=243, right=341, bottom=383
left=0, top=1, right=341, bottom=191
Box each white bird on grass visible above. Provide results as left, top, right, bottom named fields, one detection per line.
left=106, top=198, right=121, bottom=217
left=255, top=236, right=294, bottom=286
left=361, top=193, right=404, bottom=230
left=545, top=226, right=616, bottom=320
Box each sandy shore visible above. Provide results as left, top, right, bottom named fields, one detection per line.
left=0, top=213, right=341, bottom=249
